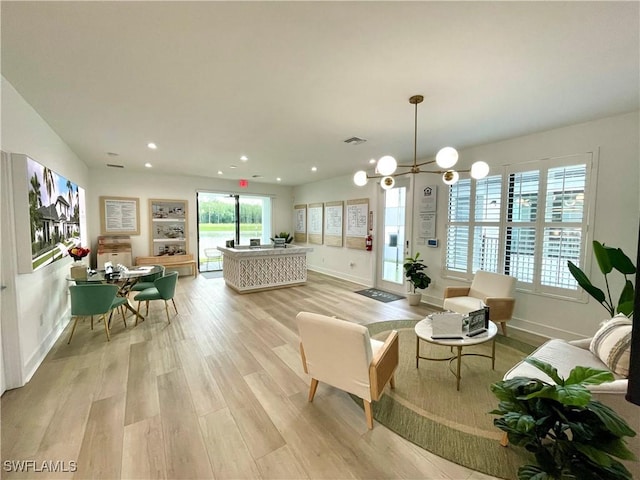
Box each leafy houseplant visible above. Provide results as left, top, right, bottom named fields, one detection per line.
left=270, top=232, right=293, bottom=244
left=403, top=252, right=431, bottom=305
left=567, top=240, right=636, bottom=317
left=491, top=358, right=636, bottom=480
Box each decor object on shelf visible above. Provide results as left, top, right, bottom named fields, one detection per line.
left=567, top=240, right=636, bottom=317
left=353, top=95, right=489, bottom=188
left=403, top=252, right=431, bottom=306
left=492, top=358, right=636, bottom=480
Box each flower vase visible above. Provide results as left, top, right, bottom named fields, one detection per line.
left=70, top=260, right=88, bottom=280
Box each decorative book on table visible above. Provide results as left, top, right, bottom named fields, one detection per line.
left=431, top=312, right=465, bottom=338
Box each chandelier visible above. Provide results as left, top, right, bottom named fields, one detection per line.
left=353, top=95, right=489, bottom=189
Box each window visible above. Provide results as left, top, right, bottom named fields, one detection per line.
left=445, top=153, right=593, bottom=298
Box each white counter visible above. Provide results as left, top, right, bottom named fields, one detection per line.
left=217, top=245, right=313, bottom=293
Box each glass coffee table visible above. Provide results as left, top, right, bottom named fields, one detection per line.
left=415, top=316, right=498, bottom=391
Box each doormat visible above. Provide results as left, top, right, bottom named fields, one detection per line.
left=355, top=288, right=405, bottom=303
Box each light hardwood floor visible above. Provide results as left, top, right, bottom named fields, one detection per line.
left=2, top=271, right=501, bottom=480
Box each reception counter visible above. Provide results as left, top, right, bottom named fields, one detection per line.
left=217, top=245, right=313, bottom=293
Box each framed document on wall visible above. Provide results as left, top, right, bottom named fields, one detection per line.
left=100, top=196, right=140, bottom=235
left=294, top=204, right=307, bottom=243
left=345, top=198, right=369, bottom=250
left=307, top=203, right=323, bottom=244
left=324, top=201, right=343, bottom=247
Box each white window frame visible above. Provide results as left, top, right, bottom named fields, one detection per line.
left=443, top=152, right=597, bottom=301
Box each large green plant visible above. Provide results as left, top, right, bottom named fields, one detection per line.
left=491, top=358, right=636, bottom=480
left=403, top=252, right=431, bottom=294
left=567, top=241, right=636, bottom=317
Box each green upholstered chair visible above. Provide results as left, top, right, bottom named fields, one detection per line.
left=133, top=271, right=179, bottom=325
left=130, top=265, right=166, bottom=294
left=68, top=284, right=128, bottom=343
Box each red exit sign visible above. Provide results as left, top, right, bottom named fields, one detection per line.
left=239, top=179, right=248, bottom=188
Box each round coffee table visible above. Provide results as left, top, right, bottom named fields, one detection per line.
left=415, top=317, right=498, bottom=391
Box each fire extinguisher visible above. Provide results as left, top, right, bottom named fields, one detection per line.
left=365, top=231, right=373, bottom=251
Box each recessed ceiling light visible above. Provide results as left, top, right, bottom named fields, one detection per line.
left=147, top=142, right=157, bottom=149
left=311, top=166, right=317, bottom=172
left=107, top=152, right=119, bottom=157
left=144, top=163, right=152, bottom=168
left=369, top=158, right=376, bottom=164
left=276, top=177, right=281, bottom=182
left=218, top=170, right=223, bottom=175
left=240, top=155, right=248, bottom=161
left=229, top=165, right=237, bottom=169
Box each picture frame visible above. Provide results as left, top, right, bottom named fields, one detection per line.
left=100, top=196, right=140, bottom=236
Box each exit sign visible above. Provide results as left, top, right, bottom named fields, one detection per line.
left=239, top=179, right=248, bottom=188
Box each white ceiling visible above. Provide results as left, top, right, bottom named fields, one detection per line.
left=2, top=1, right=638, bottom=186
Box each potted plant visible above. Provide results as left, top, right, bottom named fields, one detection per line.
left=491, top=358, right=636, bottom=480
left=270, top=232, right=293, bottom=244
left=403, top=252, right=431, bottom=306
left=567, top=240, right=636, bottom=317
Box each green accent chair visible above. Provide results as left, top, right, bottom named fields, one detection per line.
left=68, top=284, right=128, bottom=343
left=130, top=265, right=166, bottom=295
left=133, top=271, right=179, bottom=325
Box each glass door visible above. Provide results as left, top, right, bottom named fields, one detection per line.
left=196, top=192, right=272, bottom=271
left=376, top=177, right=412, bottom=294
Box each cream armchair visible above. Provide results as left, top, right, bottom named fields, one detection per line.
left=296, top=312, right=399, bottom=429
left=443, top=271, right=516, bottom=335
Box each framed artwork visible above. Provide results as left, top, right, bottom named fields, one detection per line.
left=346, top=198, right=369, bottom=250
left=100, top=196, right=140, bottom=235
left=324, top=201, right=343, bottom=247
left=12, top=154, right=87, bottom=273
left=149, top=199, right=188, bottom=255
left=307, top=203, right=323, bottom=244
left=294, top=204, right=307, bottom=243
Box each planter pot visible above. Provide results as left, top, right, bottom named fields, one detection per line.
left=407, top=292, right=422, bottom=306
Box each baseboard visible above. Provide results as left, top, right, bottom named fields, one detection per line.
left=307, top=266, right=370, bottom=287
left=23, top=308, right=70, bottom=384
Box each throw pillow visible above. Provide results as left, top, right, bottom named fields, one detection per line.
left=589, top=317, right=632, bottom=377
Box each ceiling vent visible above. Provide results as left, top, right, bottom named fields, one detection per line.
left=344, top=136, right=367, bottom=145
left=252, top=174, right=263, bottom=178
left=106, top=163, right=124, bottom=168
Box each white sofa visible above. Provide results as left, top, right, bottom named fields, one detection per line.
left=503, top=334, right=639, bottom=475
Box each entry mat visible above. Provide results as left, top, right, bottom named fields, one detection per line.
left=355, top=288, right=405, bottom=303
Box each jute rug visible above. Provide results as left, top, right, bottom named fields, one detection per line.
left=354, top=319, right=537, bottom=480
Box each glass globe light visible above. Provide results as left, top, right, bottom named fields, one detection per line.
left=353, top=170, right=368, bottom=186
left=470, top=161, right=490, bottom=179
left=380, top=176, right=395, bottom=190
left=435, top=147, right=459, bottom=169
left=376, top=155, right=397, bottom=176
left=442, top=170, right=459, bottom=185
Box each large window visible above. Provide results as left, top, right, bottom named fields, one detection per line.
left=445, top=153, right=593, bottom=298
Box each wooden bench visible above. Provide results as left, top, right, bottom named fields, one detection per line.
left=135, top=254, right=197, bottom=277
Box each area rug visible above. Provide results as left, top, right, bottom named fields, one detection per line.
left=353, top=319, right=537, bottom=480
left=355, top=288, right=405, bottom=303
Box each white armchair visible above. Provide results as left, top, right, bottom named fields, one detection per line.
left=443, top=270, right=516, bottom=335
left=296, top=312, right=399, bottom=429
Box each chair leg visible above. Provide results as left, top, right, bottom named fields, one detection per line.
left=102, top=314, right=111, bottom=342
left=501, top=322, right=508, bottom=336
left=136, top=301, right=142, bottom=326
left=308, top=378, right=319, bottom=402
left=171, top=298, right=178, bottom=314
left=500, top=432, right=509, bottom=447
left=363, top=400, right=374, bottom=430
left=90, top=315, right=94, bottom=330
left=67, top=316, right=80, bottom=344
left=121, top=306, right=127, bottom=328
left=164, top=300, right=171, bottom=324
left=146, top=300, right=149, bottom=315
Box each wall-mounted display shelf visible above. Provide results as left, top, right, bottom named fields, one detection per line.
left=149, top=199, right=188, bottom=256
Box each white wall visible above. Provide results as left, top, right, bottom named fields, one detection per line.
left=295, top=112, right=640, bottom=340
left=1, top=77, right=90, bottom=386
left=86, top=168, right=294, bottom=268
left=293, top=175, right=378, bottom=286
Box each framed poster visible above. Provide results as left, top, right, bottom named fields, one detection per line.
left=307, top=203, right=323, bottom=244
left=346, top=198, right=369, bottom=250
left=100, top=196, right=140, bottom=235
left=294, top=204, right=307, bottom=243
left=324, top=201, right=343, bottom=247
